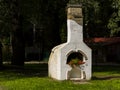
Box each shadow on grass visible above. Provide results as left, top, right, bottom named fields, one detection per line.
left=1, top=64, right=120, bottom=81
left=0, top=63, right=48, bottom=81
left=92, top=65, right=120, bottom=73
left=92, top=65, right=120, bottom=80
left=92, top=76, right=120, bottom=80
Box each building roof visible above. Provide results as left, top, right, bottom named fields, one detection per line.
left=85, top=37, right=120, bottom=46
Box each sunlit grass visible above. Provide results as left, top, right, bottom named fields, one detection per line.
left=0, top=64, right=120, bottom=90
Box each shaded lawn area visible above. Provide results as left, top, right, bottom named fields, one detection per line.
left=0, top=64, right=120, bottom=90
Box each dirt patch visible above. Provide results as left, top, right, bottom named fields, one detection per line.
left=72, top=80, right=91, bottom=84
left=93, top=76, right=120, bottom=80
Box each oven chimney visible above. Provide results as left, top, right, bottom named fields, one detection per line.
left=48, top=4, right=92, bottom=80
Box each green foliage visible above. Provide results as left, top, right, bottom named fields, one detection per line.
left=68, top=0, right=81, bottom=4
left=82, top=0, right=112, bottom=37
left=60, top=25, right=67, bottom=43
left=1, top=0, right=120, bottom=64
left=0, top=0, right=120, bottom=41
left=67, top=0, right=120, bottom=37
left=19, top=0, right=45, bottom=25
left=0, top=0, right=11, bottom=39
left=107, top=0, right=120, bottom=36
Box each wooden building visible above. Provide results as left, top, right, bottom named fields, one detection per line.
left=85, top=37, right=120, bottom=64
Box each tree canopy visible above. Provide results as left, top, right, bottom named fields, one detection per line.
left=1, top=0, right=120, bottom=40
left=0, top=0, right=120, bottom=65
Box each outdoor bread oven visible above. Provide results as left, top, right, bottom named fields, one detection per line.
left=48, top=4, right=92, bottom=80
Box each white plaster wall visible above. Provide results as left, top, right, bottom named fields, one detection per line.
left=67, top=19, right=83, bottom=43
left=48, top=19, right=92, bottom=80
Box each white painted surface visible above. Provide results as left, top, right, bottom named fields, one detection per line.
left=48, top=19, right=92, bottom=80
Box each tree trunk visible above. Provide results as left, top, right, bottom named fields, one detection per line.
left=0, top=42, right=3, bottom=67
left=11, top=0, right=25, bottom=66
left=11, top=28, right=25, bottom=66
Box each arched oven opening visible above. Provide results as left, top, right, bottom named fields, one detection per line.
left=66, top=51, right=87, bottom=80
left=67, top=52, right=83, bottom=65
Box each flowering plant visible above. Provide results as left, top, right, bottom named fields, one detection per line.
left=68, top=58, right=85, bottom=66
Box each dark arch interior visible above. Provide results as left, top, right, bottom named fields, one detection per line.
left=67, top=52, right=83, bottom=64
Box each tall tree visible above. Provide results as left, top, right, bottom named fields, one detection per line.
left=20, top=0, right=68, bottom=52
left=10, top=0, right=25, bottom=66
left=0, top=0, right=24, bottom=65
left=46, top=0, right=68, bottom=47
left=0, top=0, right=12, bottom=66
left=82, top=0, right=112, bottom=38
left=108, top=0, right=120, bottom=37
left=0, top=42, right=2, bottom=66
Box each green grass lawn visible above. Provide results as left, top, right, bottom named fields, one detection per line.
left=0, top=64, right=120, bottom=90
